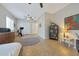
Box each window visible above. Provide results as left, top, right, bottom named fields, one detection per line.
left=6, top=16, right=14, bottom=31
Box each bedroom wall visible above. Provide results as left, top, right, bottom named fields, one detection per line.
left=0, top=4, right=17, bottom=30
left=45, top=13, right=54, bottom=39
left=52, top=3, right=79, bottom=41
left=38, top=12, right=54, bottom=39
left=16, top=19, right=31, bottom=35
left=38, top=14, right=46, bottom=39
left=16, top=12, right=53, bottom=39
left=16, top=19, right=39, bottom=35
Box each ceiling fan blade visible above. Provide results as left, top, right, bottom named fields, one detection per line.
left=28, top=3, right=31, bottom=4
left=40, top=3, right=43, bottom=8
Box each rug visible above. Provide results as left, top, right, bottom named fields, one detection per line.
left=16, top=36, right=41, bottom=46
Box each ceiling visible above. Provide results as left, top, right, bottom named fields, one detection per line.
left=1, top=3, right=70, bottom=20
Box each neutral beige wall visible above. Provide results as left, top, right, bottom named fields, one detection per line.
left=31, top=22, right=39, bottom=34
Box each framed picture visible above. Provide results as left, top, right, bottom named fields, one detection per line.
left=64, top=14, right=79, bottom=30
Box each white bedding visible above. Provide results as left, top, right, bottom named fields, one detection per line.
left=0, top=42, right=22, bottom=56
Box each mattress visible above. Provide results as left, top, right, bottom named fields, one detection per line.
left=0, top=42, right=22, bottom=56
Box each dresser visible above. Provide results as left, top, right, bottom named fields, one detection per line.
left=0, top=32, right=15, bottom=44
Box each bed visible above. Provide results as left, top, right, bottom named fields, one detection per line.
left=0, top=42, right=22, bottom=56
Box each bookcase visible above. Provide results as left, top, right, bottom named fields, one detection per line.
left=49, top=23, right=59, bottom=40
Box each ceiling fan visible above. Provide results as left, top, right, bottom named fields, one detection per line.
left=24, top=15, right=38, bottom=23
left=28, top=3, right=43, bottom=8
